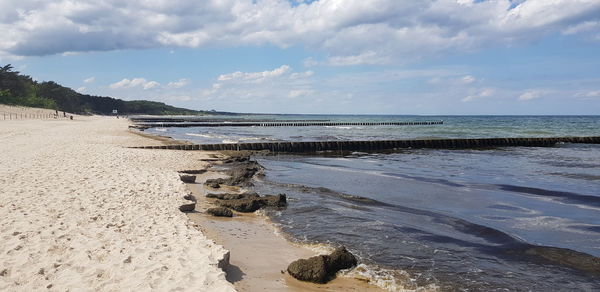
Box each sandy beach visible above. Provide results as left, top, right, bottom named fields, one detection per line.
left=0, top=107, right=234, bottom=291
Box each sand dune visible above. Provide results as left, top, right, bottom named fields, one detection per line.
left=0, top=112, right=234, bottom=291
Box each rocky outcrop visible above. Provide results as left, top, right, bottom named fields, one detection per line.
left=207, top=207, right=233, bottom=217
left=212, top=193, right=287, bottom=213
left=287, top=246, right=358, bottom=283
left=287, top=255, right=329, bottom=283
left=204, top=159, right=262, bottom=188
left=206, top=193, right=249, bottom=200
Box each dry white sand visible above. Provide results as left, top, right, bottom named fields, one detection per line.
left=0, top=110, right=235, bottom=291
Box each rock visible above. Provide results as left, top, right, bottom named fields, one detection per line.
left=327, top=246, right=358, bottom=272
left=179, top=175, right=196, bottom=183
left=183, top=194, right=196, bottom=202
left=178, top=169, right=207, bottom=175
left=179, top=202, right=196, bottom=212
left=211, top=193, right=285, bottom=213
left=216, top=197, right=263, bottom=213
left=287, top=255, right=329, bottom=283
left=206, top=159, right=263, bottom=187
left=287, top=246, right=358, bottom=284
left=261, top=194, right=287, bottom=207
left=207, top=207, right=233, bottom=217
left=206, top=193, right=247, bottom=200
left=204, top=179, right=221, bottom=188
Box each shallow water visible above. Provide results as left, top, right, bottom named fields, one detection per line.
left=147, top=115, right=600, bottom=144
left=153, top=115, right=600, bottom=291
left=252, top=145, right=600, bottom=290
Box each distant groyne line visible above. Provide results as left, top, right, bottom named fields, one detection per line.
left=130, top=118, right=331, bottom=123
left=130, top=136, right=600, bottom=152
left=132, top=120, right=444, bottom=128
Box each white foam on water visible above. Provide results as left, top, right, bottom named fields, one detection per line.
left=342, top=263, right=440, bottom=292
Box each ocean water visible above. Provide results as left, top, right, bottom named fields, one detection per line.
left=149, top=115, right=600, bottom=291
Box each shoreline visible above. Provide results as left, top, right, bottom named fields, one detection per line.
left=184, top=170, right=386, bottom=291
left=129, top=119, right=390, bottom=290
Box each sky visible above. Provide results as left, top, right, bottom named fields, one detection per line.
left=1, top=0, right=600, bottom=115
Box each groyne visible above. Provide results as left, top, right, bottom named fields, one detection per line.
left=133, top=121, right=444, bottom=128
left=129, top=136, right=600, bottom=152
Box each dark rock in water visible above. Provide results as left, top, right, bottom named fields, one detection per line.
left=207, top=207, right=233, bottom=217
left=287, top=255, right=329, bottom=283
left=183, top=194, right=196, bottom=202
left=179, top=175, right=196, bottom=183
left=261, top=194, right=287, bottom=207
left=327, top=246, right=358, bottom=272
left=216, top=197, right=263, bottom=212
left=287, top=246, right=358, bottom=284
left=179, top=202, right=196, bottom=212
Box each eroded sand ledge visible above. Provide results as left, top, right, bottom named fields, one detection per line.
left=0, top=113, right=234, bottom=291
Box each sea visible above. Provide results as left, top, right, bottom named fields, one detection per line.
left=147, top=115, right=600, bottom=291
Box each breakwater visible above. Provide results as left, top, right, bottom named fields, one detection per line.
left=133, top=120, right=444, bottom=128
left=130, top=117, right=330, bottom=123
left=130, top=136, right=600, bottom=152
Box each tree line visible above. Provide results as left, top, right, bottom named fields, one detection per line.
left=0, top=64, right=207, bottom=115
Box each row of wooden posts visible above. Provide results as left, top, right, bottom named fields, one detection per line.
left=130, top=136, right=600, bottom=152
left=136, top=121, right=444, bottom=128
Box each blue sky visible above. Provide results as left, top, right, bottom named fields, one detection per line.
left=1, top=0, right=599, bottom=115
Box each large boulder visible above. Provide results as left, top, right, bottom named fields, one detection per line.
left=207, top=207, right=233, bottom=217
left=287, top=255, right=329, bottom=284
left=327, top=246, right=358, bottom=271
left=261, top=194, right=287, bottom=207
left=287, top=246, right=358, bottom=284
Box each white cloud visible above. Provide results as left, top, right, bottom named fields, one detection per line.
left=290, top=71, right=314, bottom=79
left=462, top=88, right=495, bottom=102
left=575, top=90, right=600, bottom=98
left=328, top=51, right=388, bottom=66
left=167, top=78, right=189, bottom=88
left=519, top=90, right=543, bottom=101
left=83, top=76, right=95, bottom=83
left=459, top=75, right=476, bottom=84
left=76, top=86, right=86, bottom=93
left=109, top=78, right=160, bottom=90
left=1, top=0, right=598, bottom=64
left=218, top=65, right=290, bottom=83
left=303, top=57, right=319, bottom=67
left=143, top=81, right=160, bottom=90
left=289, top=89, right=314, bottom=98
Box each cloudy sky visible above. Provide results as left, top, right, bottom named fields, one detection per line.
left=1, top=0, right=600, bottom=114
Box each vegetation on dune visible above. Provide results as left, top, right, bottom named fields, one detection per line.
left=0, top=64, right=210, bottom=115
